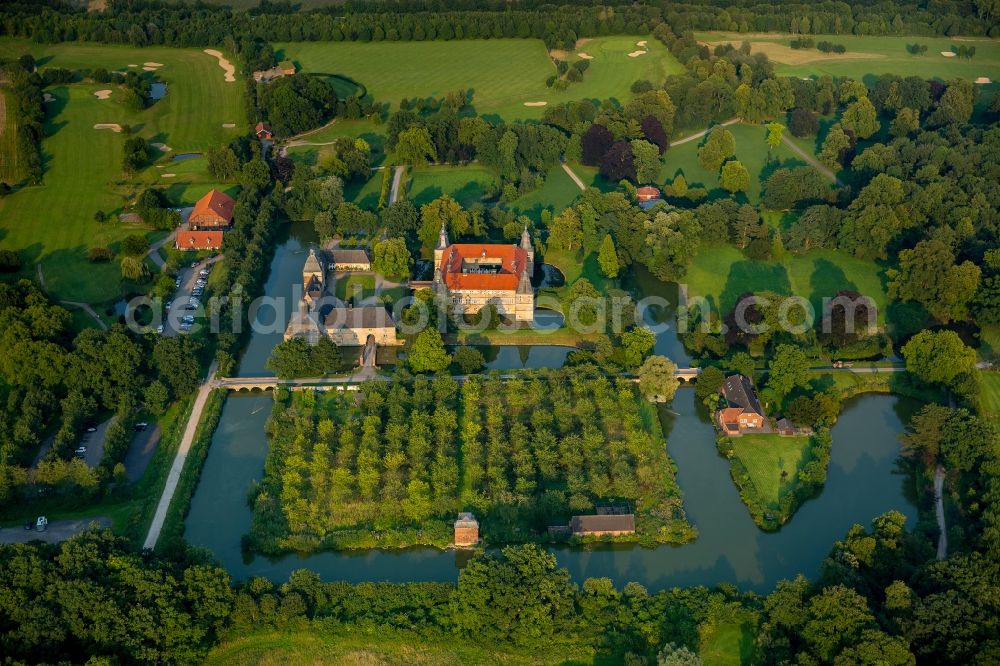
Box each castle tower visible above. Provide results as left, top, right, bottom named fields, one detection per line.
left=520, top=224, right=534, bottom=275
left=434, top=222, right=449, bottom=271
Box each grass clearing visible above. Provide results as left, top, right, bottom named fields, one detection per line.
left=979, top=371, right=1000, bottom=420
left=729, top=433, right=813, bottom=511
left=205, top=629, right=597, bottom=666
left=0, top=40, right=245, bottom=303
left=408, top=163, right=498, bottom=207
left=506, top=164, right=586, bottom=219
left=694, top=32, right=1000, bottom=80
left=276, top=36, right=683, bottom=120
left=683, top=244, right=889, bottom=323
left=699, top=613, right=758, bottom=666
left=334, top=273, right=376, bottom=302
left=659, top=123, right=811, bottom=204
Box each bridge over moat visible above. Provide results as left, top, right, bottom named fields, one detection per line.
left=216, top=367, right=702, bottom=392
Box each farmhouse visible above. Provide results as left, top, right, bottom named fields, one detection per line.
left=175, top=189, right=235, bottom=251
left=717, top=374, right=766, bottom=436
left=330, top=248, right=371, bottom=271
left=432, top=223, right=535, bottom=322
left=570, top=514, right=636, bottom=537
left=285, top=248, right=399, bottom=347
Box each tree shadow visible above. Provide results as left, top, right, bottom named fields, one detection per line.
left=411, top=185, right=443, bottom=207
left=719, top=260, right=792, bottom=313
left=808, top=258, right=858, bottom=316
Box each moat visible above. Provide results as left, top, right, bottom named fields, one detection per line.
left=185, top=223, right=920, bottom=592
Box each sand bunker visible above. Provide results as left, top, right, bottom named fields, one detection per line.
left=161, top=173, right=176, bottom=178
left=577, top=52, right=593, bottom=60
left=93, top=123, right=123, bottom=133
left=203, top=49, right=236, bottom=83
left=143, top=66, right=158, bottom=72
left=628, top=50, right=647, bottom=58
left=523, top=101, right=548, bottom=107
left=151, top=142, right=172, bottom=152
left=144, top=61, right=163, bottom=68
left=636, top=40, right=647, bottom=47
left=128, top=64, right=138, bottom=68
left=93, top=89, right=112, bottom=100
left=222, top=123, right=236, bottom=128
left=941, top=51, right=956, bottom=57
left=43, top=93, right=55, bottom=103
left=975, top=76, right=992, bottom=84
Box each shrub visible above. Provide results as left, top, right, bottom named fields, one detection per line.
left=88, top=247, right=113, bottom=263
left=630, top=79, right=653, bottom=93
left=0, top=249, right=22, bottom=272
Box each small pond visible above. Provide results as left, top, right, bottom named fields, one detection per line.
left=149, top=82, right=167, bottom=100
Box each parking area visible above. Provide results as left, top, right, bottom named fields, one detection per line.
left=0, top=517, right=112, bottom=545
left=162, top=255, right=221, bottom=337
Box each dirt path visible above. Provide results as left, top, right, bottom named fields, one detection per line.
left=561, top=162, right=587, bottom=191
left=935, top=464, right=947, bottom=559
left=284, top=117, right=340, bottom=144
left=389, top=165, right=405, bottom=204
left=61, top=301, right=108, bottom=331
left=142, top=361, right=218, bottom=550
left=780, top=133, right=843, bottom=185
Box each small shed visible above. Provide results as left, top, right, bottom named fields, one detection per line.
left=636, top=185, right=661, bottom=202
left=454, top=512, right=479, bottom=546
left=570, top=513, right=635, bottom=537
left=255, top=121, right=273, bottom=140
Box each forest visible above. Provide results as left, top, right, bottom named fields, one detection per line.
left=248, top=368, right=694, bottom=553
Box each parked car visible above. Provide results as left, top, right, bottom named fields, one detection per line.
left=23, top=520, right=34, bottom=530
left=179, top=323, right=192, bottom=332
left=174, top=277, right=182, bottom=288
left=182, top=304, right=197, bottom=311
left=181, top=316, right=195, bottom=324
left=191, top=261, right=199, bottom=268
left=156, top=324, right=164, bottom=334
left=199, top=269, right=210, bottom=277
left=84, top=424, right=97, bottom=433
left=36, top=516, right=48, bottom=531
left=75, top=445, right=87, bottom=455
left=134, top=422, right=148, bottom=432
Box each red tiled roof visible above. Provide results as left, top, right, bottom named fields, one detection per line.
left=636, top=185, right=661, bottom=201
left=255, top=122, right=272, bottom=136
left=176, top=230, right=224, bottom=250
left=190, top=189, right=235, bottom=226
left=440, top=244, right=528, bottom=291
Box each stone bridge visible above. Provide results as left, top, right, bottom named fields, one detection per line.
left=217, top=367, right=701, bottom=392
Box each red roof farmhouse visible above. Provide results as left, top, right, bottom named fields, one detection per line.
left=175, top=189, right=236, bottom=251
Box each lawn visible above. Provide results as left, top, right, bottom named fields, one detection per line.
left=343, top=168, right=384, bottom=209
left=979, top=371, right=1000, bottom=420
left=658, top=123, right=813, bottom=204
left=276, top=36, right=684, bottom=119
left=729, top=433, right=814, bottom=512
left=699, top=614, right=758, bottom=666
left=0, top=41, right=245, bottom=303
left=334, top=273, right=375, bottom=302
left=284, top=118, right=387, bottom=166
left=693, top=32, right=1000, bottom=81
left=682, top=244, right=888, bottom=324
left=408, top=163, right=498, bottom=207
left=506, top=164, right=586, bottom=220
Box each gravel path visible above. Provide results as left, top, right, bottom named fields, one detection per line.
left=142, top=361, right=218, bottom=550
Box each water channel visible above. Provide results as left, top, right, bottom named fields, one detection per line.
left=185, top=223, right=921, bottom=592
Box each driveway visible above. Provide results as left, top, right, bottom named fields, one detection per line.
left=0, top=517, right=112, bottom=545
left=124, top=425, right=161, bottom=482
left=80, top=416, right=115, bottom=468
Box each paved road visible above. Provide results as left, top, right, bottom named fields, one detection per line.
left=34, top=416, right=114, bottom=468
left=389, top=165, right=405, bottom=204
left=934, top=464, right=947, bottom=560
left=561, top=162, right=587, bottom=191
left=142, top=361, right=218, bottom=550
left=780, top=133, right=843, bottom=186
left=124, top=425, right=161, bottom=482
left=670, top=117, right=740, bottom=146
left=146, top=230, right=177, bottom=270
left=0, top=517, right=111, bottom=545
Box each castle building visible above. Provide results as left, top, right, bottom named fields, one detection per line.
left=432, top=224, right=535, bottom=322
left=454, top=512, right=480, bottom=547
left=284, top=248, right=399, bottom=348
